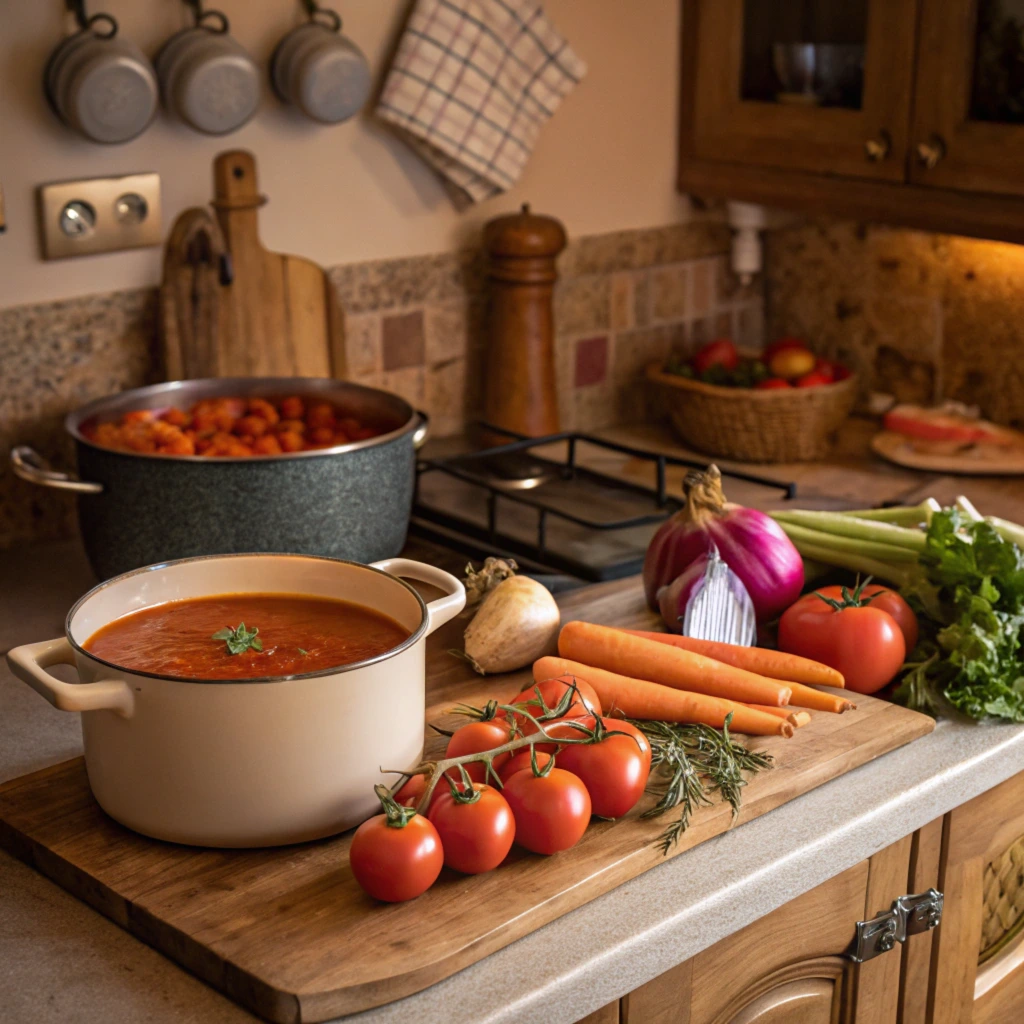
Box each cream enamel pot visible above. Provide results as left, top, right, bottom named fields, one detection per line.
left=6, top=554, right=465, bottom=848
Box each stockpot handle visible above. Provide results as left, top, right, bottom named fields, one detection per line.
left=10, top=446, right=103, bottom=494
left=370, top=558, right=465, bottom=635
left=412, top=411, right=430, bottom=451
left=6, top=638, right=134, bottom=718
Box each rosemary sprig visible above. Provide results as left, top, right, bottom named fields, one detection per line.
left=211, top=622, right=263, bottom=655
left=631, top=714, right=773, bottom=855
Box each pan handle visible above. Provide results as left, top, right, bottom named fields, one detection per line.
left=10, top=446, right=103, bottom=494
left=371, top=558, right=465, bottom=635
left=7, top=638, right=134, bottom=718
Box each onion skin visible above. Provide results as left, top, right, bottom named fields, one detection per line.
left=463, top=574, right=561, bottom=674
left=643, top=466, right=803, bottom=623
left=656, top=556, right=708, bottom=633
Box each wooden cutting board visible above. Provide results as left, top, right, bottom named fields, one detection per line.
left=160, top=150, right=345, bottom=381
left=871, top=430, right=1024, bottom=476
left=0, top=577, right=934, bottom=1024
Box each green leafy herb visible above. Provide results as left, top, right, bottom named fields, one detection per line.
left=894, top=509, right=1024, bottom=722
left=212, top=623, right=263, bottom=656
left=631, top=715, right=773, bottom=854
left=297, top=647, right=308, bottom=656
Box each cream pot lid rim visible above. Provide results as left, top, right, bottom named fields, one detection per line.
left=65, top=552, right=430, bottom=685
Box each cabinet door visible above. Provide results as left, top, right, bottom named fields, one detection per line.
left=682, top=0, right=919, bottom=180
left=622, top=836, right=914, bottom=1024
left=911, top=0, right=1024, bottom=196
left=930, top=770, right=1024, bottom=1023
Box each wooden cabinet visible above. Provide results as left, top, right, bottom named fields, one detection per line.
left=679, top=0, right=1024, bottom=243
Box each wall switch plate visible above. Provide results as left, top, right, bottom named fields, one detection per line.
left=38, top=172, right=162, bottom=259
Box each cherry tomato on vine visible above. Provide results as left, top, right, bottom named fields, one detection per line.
left=349, top=803, right=443, bottom=902
left=395, top=774, right=427, bottom=808
left=428, top=783, right=515, bottom=874
left=501, top=675, right=603, bottom=729
left=502, top=766, right=592, bottom=854
left=778, top=584, right=906, bottom=695
left=548, top=717, right=651, bottom=819
left=859, top=584, right=918, bottom=651
left=498, top=749, right=554, bottom=783
left=445, top=720, right=512, bottom=782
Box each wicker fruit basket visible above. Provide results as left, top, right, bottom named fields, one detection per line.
left=647, top=362, right=859, bottom=463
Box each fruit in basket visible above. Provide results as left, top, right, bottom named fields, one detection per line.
left=795, top=369, right=832, bottom=388
left=691, top=338, right=739, bottom=374
left=763, top=336, right=809, bottom=361
left=768, top=346, right=816, bottom=380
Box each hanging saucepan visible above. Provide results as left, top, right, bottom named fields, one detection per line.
left=11, top=377, right=428, bottom=581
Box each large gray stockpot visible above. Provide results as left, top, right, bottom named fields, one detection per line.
left=11, top=378, right=427, bottom=581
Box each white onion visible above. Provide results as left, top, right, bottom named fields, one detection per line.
left=463, top=573, right=561, bottom=674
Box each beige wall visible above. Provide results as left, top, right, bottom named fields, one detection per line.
left=0, top=0, right=689, bottom=308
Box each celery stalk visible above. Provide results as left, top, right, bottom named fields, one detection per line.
left=770, top=510, right=926, bottom=551
left=776, top=521, right=921, bottom=564
left=837, top=499, right=941, bottom=526
left=789, top=539, right=914, bottom=589
left=954, top=495, right=1024, bottom=549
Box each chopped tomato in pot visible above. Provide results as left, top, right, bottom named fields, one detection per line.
left=82, top=394, right=390, bottom=458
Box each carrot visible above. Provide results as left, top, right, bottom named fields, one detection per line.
left=785, top=680, right=857, bottom=714
left=744, top=703, right=812, bottom=728
left=622, top=629, right=845, bottom=689
left=533, top=657, right=793, bottom=737
left=558, top=621, right=791, bottom=707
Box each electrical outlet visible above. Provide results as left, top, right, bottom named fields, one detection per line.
left=38, top=172, right=162, bottom=259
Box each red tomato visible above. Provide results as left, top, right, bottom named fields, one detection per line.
left=349, top=813, right=443, bottom=902
left=445, top=721, right=513, bottom=782
left=813, top=358, right=836, bottom=382
left=768, top=347, right=816, bottom=380
left=795, top=370, right=832, bottom=388
left=691, top=338, right=739, bottom=375
left=778, top=592, right=906, bottom=695
left=502, top=767, right=592, bottom=854
left=497, top=749, right=554, bottom=783
left=428, top=783, right=516, bottom=874
left=833, top=364, right=852, bottom=381
left=755, top=377, right=792, bottom=390
left=395, top=774, right=427, bottom=808
left=550, top=717, right=651, bottom=819
left=502, top=675, right=603, bottom=728
left=825, top=584, right=919, bottom=652
left=763, top=336, right=808, bottom=361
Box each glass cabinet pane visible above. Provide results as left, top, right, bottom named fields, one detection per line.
left=740, top=0, right=867, bottom=109
left=971, top=0, right=1024, bottom=124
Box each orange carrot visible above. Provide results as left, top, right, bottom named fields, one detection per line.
left=558, top=621, right=791, bottom=707
left=533, top=657, right=793, bottom=737
left=785, top=680, right=856, bottom=714
left=623, top=630, right=845, bottom=689
left=744, top=703, right=812, bottom=728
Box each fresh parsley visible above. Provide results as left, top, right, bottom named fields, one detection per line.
left=895, top=510, right=1024, bottom=722
left=212, top=623, right=263, bottom=656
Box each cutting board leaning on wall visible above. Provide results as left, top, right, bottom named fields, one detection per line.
left=160, top=150, right=345, bottom=380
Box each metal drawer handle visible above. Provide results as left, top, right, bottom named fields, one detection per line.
left=10, top=446, right=103, bottom=494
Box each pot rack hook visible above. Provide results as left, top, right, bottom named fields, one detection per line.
left=302, top=0, right=342, bottom=32
left=184, top=0, right=230, bottom=34
left=65, top=0, right=118, bottom=38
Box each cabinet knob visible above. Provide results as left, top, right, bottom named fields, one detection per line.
left=916, top=135, right=947, bottom=169
left=864, top=131, right=891, bottom=162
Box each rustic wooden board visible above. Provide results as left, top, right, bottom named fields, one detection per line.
left=871, top=430, right=1024, bottom=476
left=0, top=578, right=935, bottom=1024
left=160, top=150, right=343, bottom=381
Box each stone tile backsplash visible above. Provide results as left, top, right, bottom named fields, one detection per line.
left=765, top=219, right=1024, bottom=425
left=0, top=218, right=760, bottom=549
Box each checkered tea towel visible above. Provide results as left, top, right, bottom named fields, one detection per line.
left=377, top=0, right=586, bottom=203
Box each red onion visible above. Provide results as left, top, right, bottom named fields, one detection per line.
left=643, top=465, right=803, bottom=623
left=656, top=555, right=708, bottom=633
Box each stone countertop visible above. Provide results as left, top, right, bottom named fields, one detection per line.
left=3, top=433, right=1024, bottom=1024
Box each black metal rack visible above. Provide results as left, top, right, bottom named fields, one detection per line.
left=412, top=425, right=797, bottom=582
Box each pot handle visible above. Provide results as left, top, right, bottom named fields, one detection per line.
left=6, top=638, right=134, bottom=718
left=412, top=411, right=430, bottom=451
left=10, top=446, right=103, bottom=494
left=370, top=558, right=465, bottom=635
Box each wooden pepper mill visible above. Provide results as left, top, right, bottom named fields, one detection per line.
left=482, top=204, right=567, bottom=438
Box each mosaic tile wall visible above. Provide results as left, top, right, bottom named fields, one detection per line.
left=0, top=218, right=762, bottom=549
left=765, top=219, right=1024, bottom=427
